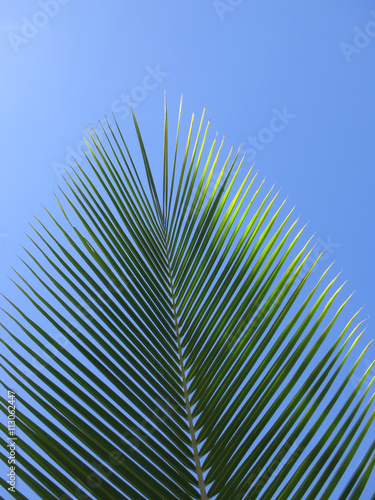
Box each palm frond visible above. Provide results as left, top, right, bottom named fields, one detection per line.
left=1, top=97, right=374, bottom=499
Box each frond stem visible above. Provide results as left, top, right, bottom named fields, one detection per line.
left=164, top=241, right=208, bottom=500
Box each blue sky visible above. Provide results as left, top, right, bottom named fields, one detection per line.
left=0, top=1, right=375, bottom=498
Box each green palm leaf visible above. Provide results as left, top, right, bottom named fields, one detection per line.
left=1, top=95, right=374, bottom=499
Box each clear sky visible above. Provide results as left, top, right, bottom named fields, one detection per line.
left=0, top=1, right=374, bottom=499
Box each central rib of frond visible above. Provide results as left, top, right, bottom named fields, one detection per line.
left=164, top=238, right=208, bottom=500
